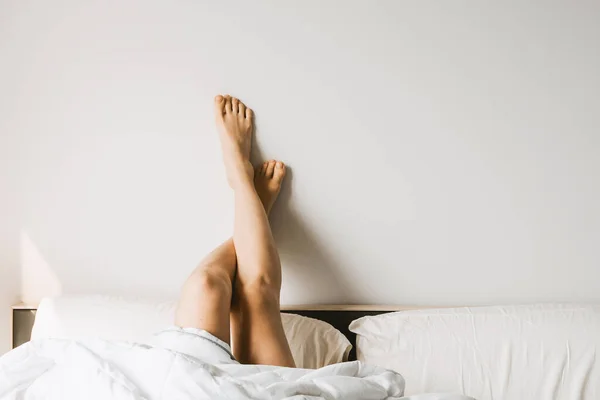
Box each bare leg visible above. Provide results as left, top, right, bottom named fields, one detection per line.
left=173, top=92, right=250, bottom=344
left=174, top=160, right=282, bottom=348
left=230, top=160, right=292, bottom=366
left=214, top=95, right=295, bottom=367
left=174, top=238, right=236, bottom=345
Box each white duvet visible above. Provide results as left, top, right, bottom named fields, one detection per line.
left=0, top=338, right=473, bottom=400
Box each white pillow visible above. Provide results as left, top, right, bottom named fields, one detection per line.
left=31, top=295, right=351, bottom=369
left=349, top=304, right=600, bottom=400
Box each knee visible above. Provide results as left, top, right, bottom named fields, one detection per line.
left=185, top=268, right=232, bottom=298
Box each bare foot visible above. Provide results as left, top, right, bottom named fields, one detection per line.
left=214, top=94, right=254, bottom=188
left=254, top=160, right=286, bottom=214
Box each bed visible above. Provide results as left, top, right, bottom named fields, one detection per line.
left=7, top=298, right=600, bottom=399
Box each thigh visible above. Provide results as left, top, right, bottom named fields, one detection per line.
left=231, top=286, right=295, bottom=367
left=174, top=267, right=233, bottom=346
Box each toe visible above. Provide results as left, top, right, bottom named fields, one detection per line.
left=260, top=162, right=268, bottom=175
left=231, top=97, right=239, bottom=113
left=265, top=160, right=276, bottom=178
left=245, top=107, right=253, bottom=120
left=238, top=101, right=246, bottom=116
left=273, top=162, right=286, bottom=181
left=214, top=95, right=225, bottom=115
left=224, top=95, right=232, bottom=112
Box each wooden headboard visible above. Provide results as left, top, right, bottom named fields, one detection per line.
left=11, top=304, right=37, bottom=349
left=13, top=304, right=423, bottom=360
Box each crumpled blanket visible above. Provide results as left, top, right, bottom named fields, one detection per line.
left=0, top=338, right=473, bottom=400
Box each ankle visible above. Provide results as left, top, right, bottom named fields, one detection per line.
left=229, top=167, right=255, bottom=191
left=231, top=176, right=255, bottom=193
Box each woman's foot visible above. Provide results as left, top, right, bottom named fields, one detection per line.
left=214, top=94, right=254, bottom=189
left=254, top=160, right=286, bottom=214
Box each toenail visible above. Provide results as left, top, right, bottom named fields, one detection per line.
left=215, top=95, right=223, bottom=102
left=276, top=162, right=283, bottom=168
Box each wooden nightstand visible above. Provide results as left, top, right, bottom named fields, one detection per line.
left=11, top=304, right=37, bottom=349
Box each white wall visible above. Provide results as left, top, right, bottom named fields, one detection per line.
left=1, top=0, right=600, bottom=352
left=0, top=88, right=20, bottom=353
left=0, top=184, right=19, bottom=354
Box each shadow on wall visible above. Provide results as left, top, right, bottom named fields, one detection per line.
left=251, top=130, right=354, bottom=304
left=269, top=167, right=354, bottom=304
